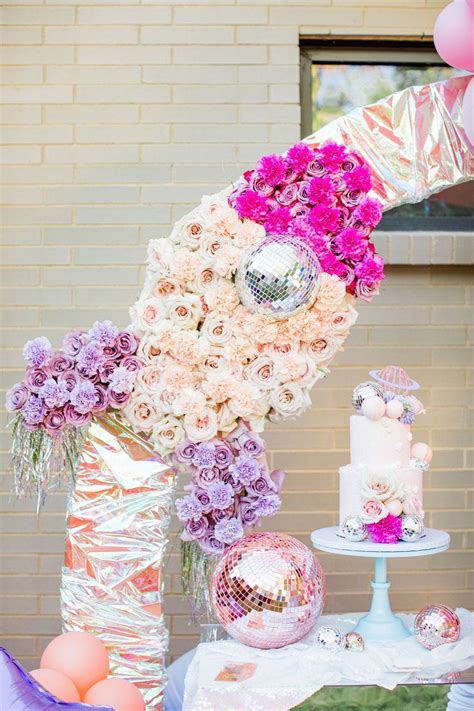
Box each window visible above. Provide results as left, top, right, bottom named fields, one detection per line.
left=300, top=41, right=474, bottom=231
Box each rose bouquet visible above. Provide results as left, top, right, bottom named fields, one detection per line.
left=5, top=321, right=142, bottom=506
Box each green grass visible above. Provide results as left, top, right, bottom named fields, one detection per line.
left=291, top=684, right=448, bottom=711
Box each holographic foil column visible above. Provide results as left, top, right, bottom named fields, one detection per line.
left=61, top=415, right=175, bottom=710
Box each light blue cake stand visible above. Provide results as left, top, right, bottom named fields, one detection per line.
left=311, top=527, right=450, bottom=643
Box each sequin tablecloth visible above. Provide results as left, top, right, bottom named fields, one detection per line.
left=61, top=415, right=175, bottom=710
left=183, top=610, right=474, bottom=711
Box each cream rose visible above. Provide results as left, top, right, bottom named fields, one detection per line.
left=269, top=383, right=311, bottom=420
left=147, top=238, right=175, bottom=273
left=328, top=304, right=358, bottom=334
left=136, top=365, right=162, bottom=394
left=316, top=273, right=347, bottom=307
left=135, top=297, right=165, bottom=332
left=361, top=469, right=401, bottom=502
left=245, top=355, right=277, bottom=391
left=124, top=393, right=158, bottom=433
left=166, top=294, right=202, bottom=330
left=302, top=335, right=341, bottom=364
left=152, top=276, right=182, bottom=299
left=184, top=409, right=218, bottom=442
left=152, top=415, right=185, bottom=456
left=201, top=315, right=233, bottom=346
left=174, top=213, right=206, bottom=250
left=192, top=262, right=220, bottom=293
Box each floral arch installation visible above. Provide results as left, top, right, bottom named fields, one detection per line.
left=56, top=76, right=472, bottom=709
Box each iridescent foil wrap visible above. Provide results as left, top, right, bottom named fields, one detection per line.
left=61, top=415, right=175, bottom=710
left=304, top=76, right=473, bottom=210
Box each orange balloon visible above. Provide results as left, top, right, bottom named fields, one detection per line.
left=30, top=668, right=80, bottom=702
left=84, top=678, right=145, bottom=711
left=40, top=631, right=109, bottom=697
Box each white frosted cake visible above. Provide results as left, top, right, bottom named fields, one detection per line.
left=339, top=367, right=431, bottom=544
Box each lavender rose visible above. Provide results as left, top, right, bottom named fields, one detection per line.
left=43, top=409, right=66, bottom=436
left=49, top=352, right=74, bottom=377
left=241, top=433, right=265, bottom=458
left=116, top=330, right=137, bottom=356
left=5, top=382, right=29, bottom=411
left=194, top=466, right=220, bottom=489
left=92, top=385, right=108, bottom=412
left=62, top=330, right=86, bottom=358
left=98, top=359, right=117, bottom=383
left=120, top=355, right=142, bottom=373
left=238, top=498, right=259, bottom=526
left=58, top=370, right=80, bottom=393
left=174, top=440, right=197, bottom=465
left=200, top=532, right=226, bottom=556
left=107, top=389, right=130, bottom=409
left=214, top=442, right=233, bottom=470
left=247, top=472, right=275, bottom=497
left=64, top=403, right=92, bottom=427
left=184, top=516, right=209, bottom=540
left=25, top=367, right=50, bottom=393
left=194, top=488, right=213, bottom=514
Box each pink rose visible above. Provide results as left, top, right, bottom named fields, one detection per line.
left=361, top=499, right=387, bottom=523
left=275, top=183, right=298, bottom=206
left=49, top=353, right=74, bottom=377
left=166, top=294, right=201, bottom=330
left=64, top=403, right=92, bottom=427
left=25, top=367, right=50, bottom=393
left=43, top=409, right=66, bottom=436
left=181, top=218, right=205, bottom=249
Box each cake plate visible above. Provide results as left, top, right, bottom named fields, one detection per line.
left=311, top=527, right=450, bottom=643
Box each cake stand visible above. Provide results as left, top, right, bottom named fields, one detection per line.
left=311, top=527, right=450, bottom=642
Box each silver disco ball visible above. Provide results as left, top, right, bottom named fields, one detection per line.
left=236, top=234, right=321, bottom=320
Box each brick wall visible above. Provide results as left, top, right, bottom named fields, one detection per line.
left=1, top=1, right=472, bottom=667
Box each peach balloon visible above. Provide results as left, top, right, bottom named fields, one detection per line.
left=361, top=395, right=386, bottom=421
left=40, top=631, right=109, bottom=697
left=84, top=678, right=145, bottom=711
left=30, top=668, right=80, bottom=703
left=386, top=498, right=403, bottom=517
left=411, top=442, right=433, bottom=463
left=433, top=1, right=474, bottom=71
left=385, top=399, right=404, bottom=420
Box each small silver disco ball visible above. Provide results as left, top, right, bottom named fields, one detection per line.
left=341, top=515, right=368, bottom=542
left=352, top=381, right=385, bottom=411
left=315, top=626, right=344, bottom=649
left=399, top=514, right=424, bottom=542
left=236, top=234, right=321, bottom=320
left=345, top=631, right=365, bottom=652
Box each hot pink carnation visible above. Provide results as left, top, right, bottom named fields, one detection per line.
left=235, top=190, right=269, bottom=221
left=319, top=142, right=347, bottom=171
left=264, top=207, right=292, bottom=234
left=308, top=204, right=341, bottom=234
left=307, top=175, right=335, bottom=205
left=367, top=514, right=402, bottom=543
left=286, top=143, right=314, bottom=173
left=344, top=165, right=372, bottom=193
left=255, top=154, right=287, bottom=187
left=334, top=227, right=367, bottom=261
left=353, top=198, right=383, bottom=228
left=354, top=253, right=385, bottom=285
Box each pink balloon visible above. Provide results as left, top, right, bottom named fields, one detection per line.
left=434, top=2, right=474, bottom=71
left=41, top=631, right=109, bottom=698
left=30, top=668, right=80, bottom=702
left=84, top=678, right=145, bottom=711
left=462, top=76, right=474, bottom=146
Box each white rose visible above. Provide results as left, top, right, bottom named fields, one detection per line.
left=184, top=409, right=218, bottom=442
left=166, top=294, right=202, bottom=330
left=171, top=211, right=206, bottom=250
left=152, top=415, right=185, bottom=457
left=269, top=383, right=311, bottom=420
left=201, top=315, right=233, bottom=346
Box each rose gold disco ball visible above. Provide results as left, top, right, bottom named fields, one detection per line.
left=210, top=532, right=326, bottom=649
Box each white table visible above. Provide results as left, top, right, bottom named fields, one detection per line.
left=311, top=527, right=450, bottom=642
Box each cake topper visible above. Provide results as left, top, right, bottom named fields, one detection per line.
left=369, top=365, right=420, bottom=395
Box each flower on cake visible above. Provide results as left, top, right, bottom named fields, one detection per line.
left=360, top=468, right=401, bottom=503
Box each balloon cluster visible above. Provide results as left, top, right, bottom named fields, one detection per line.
left=31, top=631, right=145, bottom=711
left=433, top=0, right=474, bottom=144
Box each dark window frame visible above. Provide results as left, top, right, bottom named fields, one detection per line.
left=300, top=38, right=473, bottom=232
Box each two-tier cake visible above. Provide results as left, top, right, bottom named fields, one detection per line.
left=339, top=366, right=432, bottom=544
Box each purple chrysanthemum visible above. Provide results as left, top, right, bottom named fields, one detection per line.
left=76, top=343, right=105, bottom=377
left=214, top=517, right=244, bottom=545
left=88, top=320, right=118, bottom=347
left=38, top=378, right=70, bottom=408
left=108, top=365, right=136, bottom=394
left=207, top=481, right=234, bottom=510
left=255, top=154, right=287, bottom=187
left=70, top=380, right=98, bottom=414
left=22, top=337, right=53, bottom=368
left=175, top=494, right=203, bottom=522
left=229, top=454, right=259, bottom=486
left=22, top=395, right=46, bottom=425
left=286, top=143, right=314, bottom=173
left=192, top=442, right=217, bottom=470
left=234, top=190, right=269, bottom=222
left=334, top=227, right=367, bottom=261
left=254, top=493, right=281, bottom=518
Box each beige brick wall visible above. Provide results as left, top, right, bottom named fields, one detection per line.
left=1, top=0, right=472, bottom=667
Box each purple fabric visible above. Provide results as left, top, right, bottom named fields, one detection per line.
left=0, top=646, right=113, bottom=710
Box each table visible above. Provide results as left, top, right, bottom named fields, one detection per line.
left=311, top=527, right=450, bottom=642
